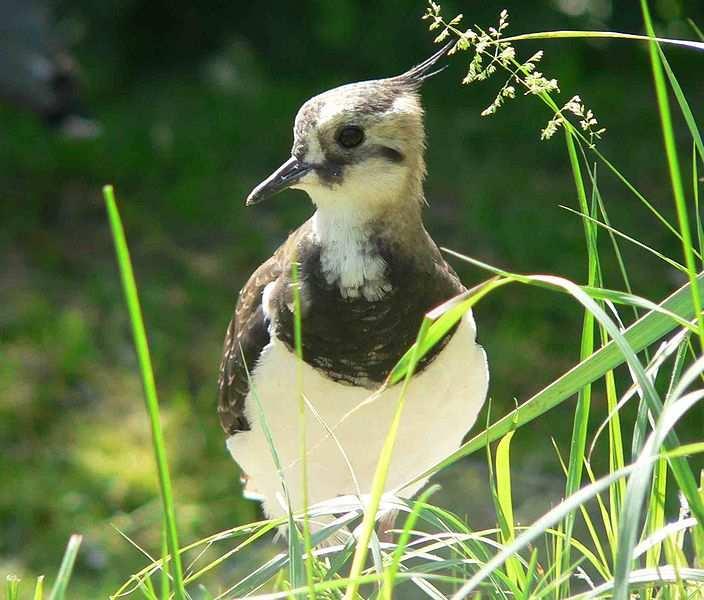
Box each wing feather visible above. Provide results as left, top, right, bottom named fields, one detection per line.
left=217, top=223, right=310, bottom=436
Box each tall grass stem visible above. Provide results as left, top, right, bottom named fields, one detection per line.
left=641, top=0, right=704, bottom=353
left=102, top=185, right=186, bottom=600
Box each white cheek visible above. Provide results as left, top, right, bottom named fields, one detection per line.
left=342, top=160, right=408, bottom=201
left=292, top=156, right=409, bottom=210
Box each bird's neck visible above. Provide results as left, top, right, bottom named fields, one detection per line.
left=309, top=162, right=425, bottom=233
left=310, top=171, right=425, bottom=244
left=310, top=187, right=424, bottom=301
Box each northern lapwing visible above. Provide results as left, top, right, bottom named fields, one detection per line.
left=218, top=44, right=489, bottom=538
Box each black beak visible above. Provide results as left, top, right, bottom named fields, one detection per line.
left=245, top=156, right=313, bottom=206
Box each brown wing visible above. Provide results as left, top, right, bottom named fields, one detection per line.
left=217, top=223, right=311, bottom=436
left=217, top=257, right=281, bottom=435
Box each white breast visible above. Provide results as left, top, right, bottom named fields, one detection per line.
left=226, top=312, right=489, bottom=522
left=311, top=207, right=391, bottom=301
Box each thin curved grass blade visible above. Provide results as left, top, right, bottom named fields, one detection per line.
left=613, top=382, right=704, bottom=600
left=32, top=576, right=44, bottom=600
left=499, top=30, right=704, bottom=52
left=401, top=260, right=704, bottom=490
left=102, top=186, right=186, bottom=599
left=389, top=277, right=507, bottom=384
left=576, top=567, right=704, bottom=599
left=640, top=0, right=704, bottom=354
left=450, top=383, right=704, bottom=600
left=6, top=576, right=20, bottom=600
left=48, top=535, right=82, bottom=600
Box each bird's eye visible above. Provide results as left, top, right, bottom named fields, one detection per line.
left=336, top=125, right=364, bottom=149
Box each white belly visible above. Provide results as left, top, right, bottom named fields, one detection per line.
left=226, top=312, right=489, bottom=521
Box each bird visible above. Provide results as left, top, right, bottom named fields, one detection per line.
left=218, top=43, right=489, bottom=539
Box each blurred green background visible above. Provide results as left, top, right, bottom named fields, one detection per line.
left=1, top=0, right=703, bottom=596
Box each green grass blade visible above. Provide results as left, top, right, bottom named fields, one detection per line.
left=495, top=432, right=516, bottom=539
left=583, top=461, right=616, bottom=564
left=47, top=535, right=82, bottom=600
left=613, top=384, right=704, bottom=600
left=560, top=205, right=688, bottom=273
left=694, top=145, right=704, bottom=270
left=645, top=336, right=689, bottom=578
left=133, top=575, right=159, bottom=600
left=113, top=519, right=276, bottom=596
left=660, top=442, right=704, bottom=460
left=389, top=277, right=507, bottom=384
left=689, top=18, right=704, bottom=41
left=575, top=495, right=612, bottom=579
left=631, top=385, right=651, bottom=460
left=452, top=385, right=704, bottom=600
left=486, top=428, right=515, bottom=592
left=439, top=251, right=695, bottom=330
left=561, top=128, right=597, bottom=596
left=662, top=539, right=688, bottom=598
left=587, top=163, right=638, bottom=528
left=494, top=431, right=525, bottom=589
left=656, top=46, right=704, bottom=165
left=694, top=472, right=704, bottom=566
left=641, top=0, right=704, bottom=352
left=143, top=573, right=158, bottom=600
left=450, top=465, right=635, bottom=599
left=382, top=485, right=440, bottom=599
left=287, top=528, right=305, bottom=600
left=6, top=575, right=20, bottom=600
left=237, top=346, right=303, bottom=593
left=102, top=185, right=186, bottom=600
left=522, top=549, right=539, bottom=600
left=604, top=364, right=625, bottom=537
left=219, top=513, right=359, bottom=598
left=553, top=439, right=612, bottom=576
left=290, top=260, right=315, bottom=600
left=587, top=170, right=649, bottom=519
left=32, top=576, right=44, bottom=600
left=498, top=29, right=704, bottom=51
left=580, top=566, right=704, bottom=598
left=579, top=287, right=698, bottom=332
left=589, top=145, right=689, bottom=248
left=403, top=258, right=704, bottom=531
left=587, top=162, right=639, bottom=318
left=160, top=521, right=170, bottom=600
left=634, top=515, right=697, bottom=559
left=403, top=267, right=704, bottom=488
left=238, top=571, right=449, bottom=600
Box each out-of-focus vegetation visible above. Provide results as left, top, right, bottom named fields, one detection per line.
left=1, top=0, right=703, bottom=596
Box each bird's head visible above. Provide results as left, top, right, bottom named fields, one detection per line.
left=245, top=43, right=451, bottom=217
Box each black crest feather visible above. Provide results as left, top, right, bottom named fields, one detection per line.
left=395, top=40, right=454, bottom=88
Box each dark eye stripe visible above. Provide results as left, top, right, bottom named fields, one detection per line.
left=336, top=125, right=364, bottom=148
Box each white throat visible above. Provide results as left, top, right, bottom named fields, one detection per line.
left=311, top=205, right=391, bottom=301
